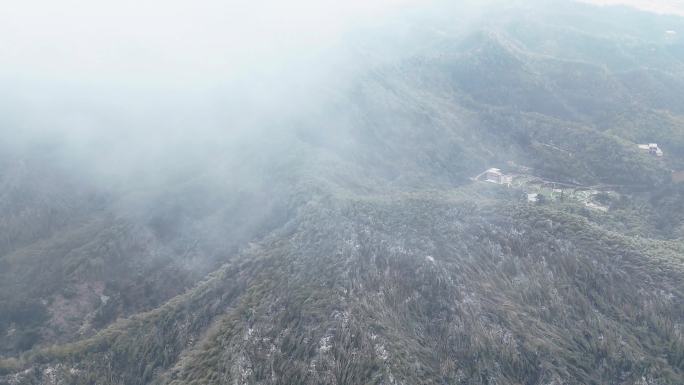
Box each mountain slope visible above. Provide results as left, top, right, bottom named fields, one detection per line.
left=1, top=1, right=684, bottom=384
left=3, top=194, right=682, bottom=384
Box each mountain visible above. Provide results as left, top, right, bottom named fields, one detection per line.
left=1, top=1, right=683, bottom=384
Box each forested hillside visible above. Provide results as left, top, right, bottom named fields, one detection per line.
left=1, top=1, right=683, bottom=384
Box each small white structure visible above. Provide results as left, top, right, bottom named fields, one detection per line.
left=527, top=193, right=539, bottom=203
left=665, top=31, right=677, bottom=43
left=638, top=143, right=663, bottom=157
left=483, top=168, right=513, bottom=185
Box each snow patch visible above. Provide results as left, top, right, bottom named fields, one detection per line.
left=319, top=335, right=333, bottom=353
left=244, top=327, right=255, bottom=341
left=375, top=343, right=389, bottom=360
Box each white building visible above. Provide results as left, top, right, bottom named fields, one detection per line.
left=483, top=168, right=513, bottom=185
left=638, top=143, right=663, bottom=157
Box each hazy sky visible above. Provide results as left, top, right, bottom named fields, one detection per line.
left=0, top=0, right=442, bottom=184
left=579, top=0, right=684, bottom=15
left=2, top=0, right=680, bottom=86
left=0, top=0, right=434, bottom=148
left=0, top=0, right=424, bottom=86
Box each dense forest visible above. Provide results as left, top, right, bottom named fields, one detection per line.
left=1, top=0, right=683, bottom=384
